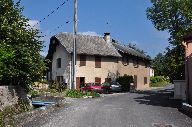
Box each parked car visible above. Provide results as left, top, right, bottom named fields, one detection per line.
left=102, top=82, right=112, bottom=93
left=82, top=82, right=103, bottom=93
left=109, top=82, right=122, bottom=92
left=102, top=81, right=122, bottom=93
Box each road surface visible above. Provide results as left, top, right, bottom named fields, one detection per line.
left=25, top=86, right=192, bottom=127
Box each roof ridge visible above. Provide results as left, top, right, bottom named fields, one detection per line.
left=111, top=40, right=149, bottom=60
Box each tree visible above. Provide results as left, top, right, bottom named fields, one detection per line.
left=152, top=53, right=165, bottom=76
left=127, top=43, right=145, bottom=54
left=0, top=0, right=46, bottom=90
left=147, top=0, right=192, bottom=80
left=147, top=0, right=192, bottom=45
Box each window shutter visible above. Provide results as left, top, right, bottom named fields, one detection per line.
left=105, top=78, right=111, bottom=82
left=80, top=55, right=86, bottom=66
left=95, top=56, right=101, bottom=68
left=95, top=77, right=101, bottom=84
left=144, top=77, right=147, bottom=84
left=134, top=75, right=137, bottom=88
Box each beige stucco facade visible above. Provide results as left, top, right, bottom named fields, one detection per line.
left=117, top=58, right=150, bottom=89
left=76, top=55, right=119, bottom=83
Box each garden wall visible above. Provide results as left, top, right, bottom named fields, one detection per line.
left=0, top=86, right=27, bottom=111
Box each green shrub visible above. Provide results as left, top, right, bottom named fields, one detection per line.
left=66, top=89, right=100, bottom=98
left=28, top=89, right=38, bottom=96
left=116, top=75, right=133, bottom=91
left=66, top=89, right=84, bottom=98
left=48, top=80, right=57, bottom=90
left=150, top=76, right=169, bottom=87
left=39, top=79, right=49, bottom=84
left=84, top=91, right=100, bottom=97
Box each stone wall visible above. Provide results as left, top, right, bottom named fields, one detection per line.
left=0, top=86, right=27, bottom=111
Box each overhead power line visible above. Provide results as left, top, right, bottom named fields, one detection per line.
left=32, top=0, right=69, bottom=28
left=39, top=20, right=71, bottom=37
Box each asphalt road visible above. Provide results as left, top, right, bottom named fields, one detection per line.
left=25, top=87, right=192, bottom=127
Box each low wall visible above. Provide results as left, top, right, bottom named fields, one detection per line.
left=173, top=80, right=186, bottom=101
left=0, top=86, right=27, bottom=111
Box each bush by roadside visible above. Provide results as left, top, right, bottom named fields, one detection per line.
left=150, top=76, right=169, bottom=87
left=116, top=75, right=133, bottom=92
left=66, top=89, right=100, bottom=98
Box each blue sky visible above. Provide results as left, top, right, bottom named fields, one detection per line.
left=19, top=0, right=170, bottom=58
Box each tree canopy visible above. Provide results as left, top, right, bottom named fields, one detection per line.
left=147, top=0, right=192, bottom=81
left=0, top=0, right=46, bottom=90
left=147, top=0, right=192, bottom=45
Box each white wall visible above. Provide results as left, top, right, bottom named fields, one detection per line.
left=52, top=43, right=71, bottom=85
left=150, top=68, right=154, bottom=77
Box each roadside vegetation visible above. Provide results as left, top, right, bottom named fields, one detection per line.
left=28, top=80, right=67, bottom=97
left=66, top=89, right=100, bottom=98
left=150, top=76, right=169, bottom=87
left=116, top=75, right=133, bottom=92
left=0, top=100, right=31, bottom=127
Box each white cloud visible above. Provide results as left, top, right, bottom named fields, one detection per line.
left=40, top=51, right=47, bottom=57
left=78, top=31, right=101, bottom=36
left=28, top=20, right=40, bottom=29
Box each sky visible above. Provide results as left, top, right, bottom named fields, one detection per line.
left=18, top=0, right=170, bottom=58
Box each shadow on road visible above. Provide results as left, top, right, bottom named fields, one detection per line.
left=134, top=87, right=192, bottom=118
left=134, top=88, right=181, bottom=108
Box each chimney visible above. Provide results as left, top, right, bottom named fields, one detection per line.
left=104, top=33, right=110, bottom=43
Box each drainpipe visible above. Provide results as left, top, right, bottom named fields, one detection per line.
left=69, top=60, right=72, bottom=89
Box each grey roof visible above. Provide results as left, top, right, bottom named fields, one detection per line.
left=54, top=32, right=121, bottom=57
left=111, top=41, right=150, bottom=60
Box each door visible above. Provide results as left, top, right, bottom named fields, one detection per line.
left=76, top=77, right=80, bottom=90
left=134, top=75, right=137, bottom=88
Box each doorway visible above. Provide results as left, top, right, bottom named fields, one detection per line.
left=76, top=77, right=85, bottom=90
left=80, top=77, right=85, bottom=89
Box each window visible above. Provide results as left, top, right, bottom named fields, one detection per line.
left=95, top=56, right=101, bottom=68
left=144, top=77, right=147, bottom=84
left=122, top=57, right=129, bottom=66
left=133, top=58, right=139, bottom=68
left=57, top=58, right=61, bottom=68
left=95, top=77, right=101, bottom=84
left=105, top=78, right=111, bottom=82
left=80, top=55, right=86, bottom=66
left=115, top=58, right=118, bottom=63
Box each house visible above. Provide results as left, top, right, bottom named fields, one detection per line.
left=182, top=34, right=192, bottom=105
left=150, top=68, right=154, bottom=77
left=46, top=32, right=151, bottom=90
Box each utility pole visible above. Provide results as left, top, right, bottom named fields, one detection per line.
left=72, top=0, right=77, bottom=89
